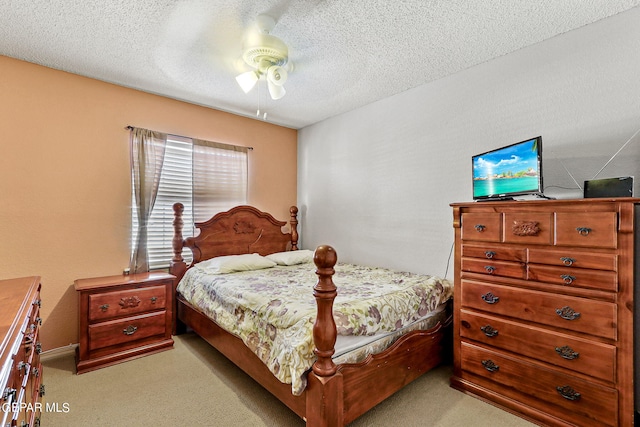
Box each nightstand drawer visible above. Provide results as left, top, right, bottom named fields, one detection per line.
left=88, top=284, right=167, bottom=322
left=461, top=342, right=617, bottom=427
left=461, top=280, right=617, bottom=340
left=88, top=311, right=167, bottom=351
left=459, top=309, right=616, bottom=382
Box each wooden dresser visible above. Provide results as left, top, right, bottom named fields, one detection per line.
left=1, top=276, right=44, bottom=427
left=75, top=272, right=174, bottom=374
left=450, top=198, right=638, bottom=426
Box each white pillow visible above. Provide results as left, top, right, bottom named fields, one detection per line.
left=266, top=249, right=315, bottom=266
left=196, top=253, right=276, bottom=274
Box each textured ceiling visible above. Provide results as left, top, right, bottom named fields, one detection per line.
left=1, top=1, right=639, bottom=129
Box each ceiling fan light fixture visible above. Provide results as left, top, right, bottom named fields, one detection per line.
left=236, top=15, right=291, bottom=100
left=235, top=70, right=259, bottom=93
left=267, top=81, right=286, bottom=100
left=267, top=65, right=287, bottom=86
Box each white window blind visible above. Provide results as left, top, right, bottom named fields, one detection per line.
left=132, top=136, right=248, bottom=269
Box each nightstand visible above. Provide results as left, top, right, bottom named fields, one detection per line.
left=74, top=272, right=174, bottom=374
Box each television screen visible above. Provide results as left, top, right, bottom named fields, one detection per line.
left=472, top=136, right=542, bottom=200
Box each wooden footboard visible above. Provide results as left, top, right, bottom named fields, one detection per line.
left=169, top=203, right=450, bottom=426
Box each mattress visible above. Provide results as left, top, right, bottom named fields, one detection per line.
left=177, top=259, right=453, bottom=395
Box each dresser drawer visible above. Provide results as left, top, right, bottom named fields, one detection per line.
left=459, top=309, right=616, bottom=382
left=555, top=212, right=617, bottom=249
left=461, top=244, right=526, bottom=262
left=527, top=248, right=617, bottom=271
left=88, top=284, right=168, bottom=322
left=461, top=213, right=502, bottom=242
left=460, top=280, right=617, bottom=340
left=461, top=342, right=617, bottom=426
left=527, top=264, right=617, bottom=292
left=461, top=258, right=526, bottom=279
left=88, top=311, right=167, bottom=351
left=503, top=212, right=553, bottom=245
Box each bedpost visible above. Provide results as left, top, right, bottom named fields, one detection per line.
left=169, top=203, right=187, bottom=280
left=306, top=245, right=343, bottom=427
left=290, top=206, right=299, bottom=250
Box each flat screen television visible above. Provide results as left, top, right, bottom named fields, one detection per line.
left=472, top=136, right=543, bottom=200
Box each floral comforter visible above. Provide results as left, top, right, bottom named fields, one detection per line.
left=177, top=261, right=453, bottom=395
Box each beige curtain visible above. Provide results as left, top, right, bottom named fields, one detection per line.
left=130, top=127, right=167, bottom=273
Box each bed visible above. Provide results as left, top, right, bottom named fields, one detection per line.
left=169, top=203, right=453, bottom=426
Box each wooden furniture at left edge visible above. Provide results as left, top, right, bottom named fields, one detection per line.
left=169, top=203, right=452, bottom=427
left=0, top=276, right=45, bottom=427
left=74, top=272, right=174, bottom=374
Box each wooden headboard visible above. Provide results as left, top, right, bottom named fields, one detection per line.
left=169, top=203, right=299, bottom=281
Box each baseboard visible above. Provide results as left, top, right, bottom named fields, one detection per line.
left=40, top=343, right=78, bottom=362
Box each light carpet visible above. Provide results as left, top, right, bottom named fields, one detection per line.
left=41, top=333, right=535, bottom=426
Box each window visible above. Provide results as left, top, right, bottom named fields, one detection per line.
left=131, top=135, right=248, bottom=269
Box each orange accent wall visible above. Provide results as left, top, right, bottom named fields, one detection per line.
left=0, top=55, right=297, bottom=351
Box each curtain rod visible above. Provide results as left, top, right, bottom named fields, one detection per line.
left=125, top=125, right=253, bottom=150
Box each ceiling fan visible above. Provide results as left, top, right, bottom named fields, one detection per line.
left=235, top=14, right=291, bottom=100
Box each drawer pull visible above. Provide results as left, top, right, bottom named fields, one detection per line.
left=560, top=257, right=575, bottom=266
left=556, top=385, right=581, bottom=401
left=100, top=304, right=110, bottom=312
left=485, top=251, right=496, bottom=259
left=39, top=384, right=46, bottom=397
left=474, top=224, right=486, bottom=232
left=150, top=296, right=158, bottom=303
left=32, top=367, right=40, bottom=378
left=35, top=342, right=42, bottom=354
left=556, top=306, right=581, bottom=321
left=482, top=359, right=499, bottom=372
left=483, top=265, right=496, bottom=274
left=555, top=345, right=580, bottom=360
left=123, top=325, right=138, bottom=336
left=480, top=325, right=499, bottom=337
left=481, top=292, right=499, bottom=304
left=3, top=386, right=16, bottom=401
left=560, top=274, right=576, bottom=285
left=576, top=227, right=592, bottom=236
left=33, top=299, right=41, bottom=308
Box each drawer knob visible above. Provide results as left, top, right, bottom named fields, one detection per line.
left=100, top=304, right=110, bottom=312
left=480, top=325, right=499, bottom=337
left=123, top=325, right=138, bottom=336
left=482, top=359, right=499, bottom=372
left=35, top=342, right=42, bottom=354
left=485, top=251, right=496, bottom=259
left=560, top=257, right=575, bottom=266
left=150, top=296, right=158, bottom=303
left=474, top=224, right=486, bottom=232
left=3, top=386, right=17, bottom=400
left=481, top=292, right=500, bottom=304
left=483, top=265, right=496, bottom=274
left=39, top=384, right=46, bottom=397
left=555, top=345, right=580, bottom=360
left=576, top=227, right=592, bottom=236
left=556, top=385, right=581, bottom=401
left=560, top=274, right=576, bottom=285
left=556, top=306, right=580, bottom=321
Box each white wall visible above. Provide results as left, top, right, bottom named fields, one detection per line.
left=297, top=7, right=640, bottom=278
